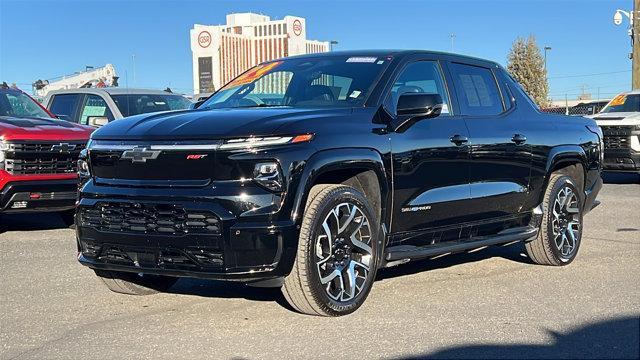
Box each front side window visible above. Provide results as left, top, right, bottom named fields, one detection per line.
left=600, top=94, right=640, bottom=113
left=111, top=94, right=192, bottom=117
left=49, top=94, right=81, bottom=121
left=450, top=63, right=504, bottom=116
left=200, top=55, right=390, bottom=110
left=387, top=60, right=451, bottom=115
left=79, top=95, right=114, bottom=125
left=0, top=90, right=51, bottom=119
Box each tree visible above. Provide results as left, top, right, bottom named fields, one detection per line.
left=507, top=35, right=550, bottom=107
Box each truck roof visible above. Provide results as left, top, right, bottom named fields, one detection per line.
left=45, top=88, right=182, bottom=96
left=276, top=50, right=502, bottom=68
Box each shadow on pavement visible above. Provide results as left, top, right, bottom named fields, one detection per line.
left=377, top=242, right=531, bottom=281
left=168, top=278, right=294, bottom=310
left=0, top=213, right=68, bottom=233
left=397, top=315, right=640, bottom=359
left=602, top=171, right=640, bottom=184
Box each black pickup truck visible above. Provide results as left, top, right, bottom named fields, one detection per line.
left=75, top=51, right=602, bottom=316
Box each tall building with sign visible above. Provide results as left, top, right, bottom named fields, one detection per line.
left=190, top=13, right=330, bottom=95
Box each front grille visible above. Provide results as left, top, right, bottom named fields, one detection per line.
left=3, top=141, right=86, bottom=175
left=604, top=136, right=630, bottom=149
left=79, top=202, right=221, bottom=235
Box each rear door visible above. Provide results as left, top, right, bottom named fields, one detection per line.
left=47, top=93, right=82, bottom=123
left=445, top=61, right=532, bottom=233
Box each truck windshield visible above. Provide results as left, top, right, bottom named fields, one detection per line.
left=200, top=55, right=390, bottom=110
left=600, top=94, right=640, bottom=113
left=0, top=89, right=51, bottom=119
left=111, top=94, right=192, bottom=117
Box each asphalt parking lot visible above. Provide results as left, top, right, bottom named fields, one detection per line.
left=1, top=173, right=638, bottom=360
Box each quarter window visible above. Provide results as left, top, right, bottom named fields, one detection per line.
left=388, top=61, right=451, bottom=115
left=449, top=63, right=504, bottom=116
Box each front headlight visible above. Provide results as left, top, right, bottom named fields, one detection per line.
left=77, top=148, right=90, bottom=177
left=0, top=141, right=7, bottom=169
left=253, top=162, right=283, bottom=192
left=77, top=159, right=90, bottom=177
left=219, top=134, right=314, bottom=150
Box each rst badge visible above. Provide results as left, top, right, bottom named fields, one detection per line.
left=120, top=147, right=161, bottom=163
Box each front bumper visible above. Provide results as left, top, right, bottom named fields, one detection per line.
left=0, top=179, right=77, bottom=213
left=602, top=148, right=640, bottom=172
left=76, top=180, right=299, bottom=282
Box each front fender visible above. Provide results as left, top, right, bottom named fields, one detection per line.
left=287, top=148, right=389, bottom=227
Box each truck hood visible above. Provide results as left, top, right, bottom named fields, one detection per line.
left=0, top=116, right=94, bottom=141
left=591, top=112, right=640, bottom=126
left=90, top=107, right=354, bottom=140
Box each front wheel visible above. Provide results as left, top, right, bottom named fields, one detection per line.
left=526, top=173, right=584, bottom=266
left=282, top=184, right=379, bottom=316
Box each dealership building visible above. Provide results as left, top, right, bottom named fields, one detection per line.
left=190, top=13, right=330, bottom=94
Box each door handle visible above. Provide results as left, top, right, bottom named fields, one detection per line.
left=449, top=134, right=469, bottom=146
left=511, top=134, right=527, bottom=145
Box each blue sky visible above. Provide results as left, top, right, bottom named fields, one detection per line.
left=0, top=0, right=635, bottom=100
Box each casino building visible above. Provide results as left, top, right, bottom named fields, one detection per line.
left=190, top=13, right=330, bottom=94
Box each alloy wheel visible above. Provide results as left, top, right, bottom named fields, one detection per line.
left=315, top=202, right=373, bottom=302
left=551, top=186, right=581, bottom=259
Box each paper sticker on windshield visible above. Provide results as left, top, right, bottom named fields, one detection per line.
left=224, top=61, right=283, bottom=89
left=346, top=57, right=377, bottom=63
left=349, top=90, right=362, bottom=98
left=609, top=94, right=627, bottom=106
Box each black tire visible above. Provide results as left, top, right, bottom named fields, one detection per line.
left=525, top=173, right=584, bottom=266
left=94, top=270, right=178, bottom=295
left=282, top=184, right=379, bottom=316
left=60, top=209, right=76, bottom=228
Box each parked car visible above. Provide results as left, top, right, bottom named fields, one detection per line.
left=589, top=91, right=640, bottom=175
left=75, top=51, right=603, bottom=316
left=0, top=86, right=93, bottom=226
left=43, top=88, right=192, bottom=127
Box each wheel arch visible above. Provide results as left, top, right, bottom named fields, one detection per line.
left=542, top=145, right=588, bottom=203
left=290, top=148, right=390, bottom=232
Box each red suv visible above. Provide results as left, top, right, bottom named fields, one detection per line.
left=0, top=87, right=93, bottom=226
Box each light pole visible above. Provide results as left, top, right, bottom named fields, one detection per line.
left=544, top=46, right=552, bottom=71
left=329, top=40, right=338, bottom=52
left=613, top=5, right=640, bottom=89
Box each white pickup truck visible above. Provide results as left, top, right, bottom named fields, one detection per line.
left=590, top=90, right=640, bottom=175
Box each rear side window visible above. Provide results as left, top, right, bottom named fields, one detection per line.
left=49, top=94, right=81, bottom=122
left=449, top=63, right=503, bottom=116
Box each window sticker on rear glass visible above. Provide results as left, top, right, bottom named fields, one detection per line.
left=346, top=57, right=377, bottom=63
left=609, top=94, right=626, bottom=106
left=224, top=61, right=283, bottom=89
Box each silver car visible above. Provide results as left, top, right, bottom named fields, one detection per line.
left=43, top=88, right=192, bottom=127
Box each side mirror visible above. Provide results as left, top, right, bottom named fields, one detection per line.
left=87, top=116, right=109, bottom=127
left=191, top=99, right=206, bottom=109
left=395, top=93, right=443, bottom=132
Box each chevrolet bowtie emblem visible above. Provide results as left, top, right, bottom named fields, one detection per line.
left=120, top=147, right=161, bottom=163
left=50, top=143, right=77, bottom=152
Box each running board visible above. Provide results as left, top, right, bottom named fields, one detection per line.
left=384, top=227, right=539, bottom=263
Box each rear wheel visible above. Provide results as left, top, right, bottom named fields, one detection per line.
left=94, top=270, right=178, bottom=295
left=526, top=173, right=583, bottom=266
left=282, top=184, right=379, bottom=316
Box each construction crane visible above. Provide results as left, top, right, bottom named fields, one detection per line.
left=32, top=64, right=119, bottom=97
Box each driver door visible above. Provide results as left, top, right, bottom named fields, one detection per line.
left=389, top=58, right=472, bottom=246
